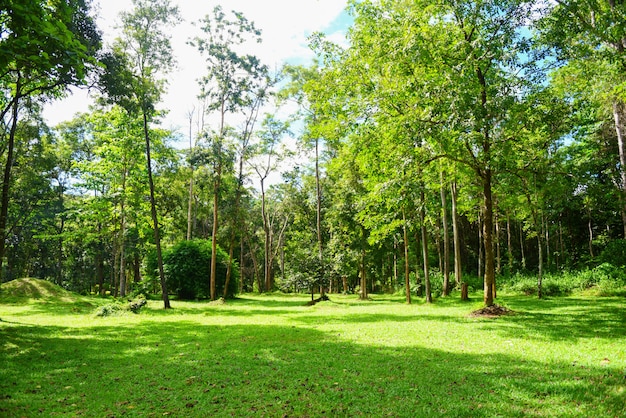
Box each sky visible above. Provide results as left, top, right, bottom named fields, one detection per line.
left=43, top=0, right=353, bottom=140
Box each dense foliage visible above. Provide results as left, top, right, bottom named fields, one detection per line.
left=1, top=1, right=626, bottom=304
left=158, top=239, right=238, bottom=300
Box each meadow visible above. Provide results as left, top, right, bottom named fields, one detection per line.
left=1, top=280, right=625, bottom=417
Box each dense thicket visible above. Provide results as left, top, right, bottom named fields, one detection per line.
left=1, top=0, right=625, bottom=305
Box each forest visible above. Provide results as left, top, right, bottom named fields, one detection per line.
left=2, top=0, right=626, bottom=308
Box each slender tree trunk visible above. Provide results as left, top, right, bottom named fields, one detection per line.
left=450, top=180, right=462, bottom=287
left=0, top=91, right=19, bottom=282
left=495, top=206, right=501, bottom=276
left=440, top=169, right=450, bottom=296
left=187, top=109, right=195, bottom=240
left=541, top=212, right=550, bottom=271
left=359, top=227, right=367, bottom=300
left=507, top=215, right=513, bottom=274
left=537, top=225, right=544, bottom=299
left=261, top=179, right=271, bottom=292
left=315, top=137, right=325, bottom=297
left=520, top=221, right=526, bottom=270
left=420, top=190, right=432, bottom=303
left=612, top=101, right=626, bottom=238
left=483, top=170, right=496, bottom=306
left=478, top=210, right=484, bottom=280
left=143, top=112, right=170, bottom=309
left=224, top=156, right=245, bottom=298
left=393, top=239, right=398, bottom=288
left=210, top=170, right=220, bottom=300
left=96, top=222, right=105, bottom=295
left=402, top=208, right=411, bottom=304
left=587, top=208, right=594, bottom=258
left=119, top=169, right=127, bottom=298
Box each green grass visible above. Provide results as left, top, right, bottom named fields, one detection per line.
left=1, top=287, right=625, bottom=417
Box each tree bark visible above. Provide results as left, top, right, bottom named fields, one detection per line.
left=450, top=180, right=462, bottom=287
left=440, top=169, right=450, bottom=296
left=143, top=112, right=170, bottom=309
left=482, top=170, right=496, bottom=306
left=612, top=101, right=626, bottom=238
left=315, top=137, right=325, bottom=297
left=402, top=208, right=411, bottom=304
left=0, top=90, right=19, bottom=282
left=420, top=190, right=432, bottom=303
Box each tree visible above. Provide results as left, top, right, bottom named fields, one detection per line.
left=190, top=5, right=268, bottom=300
left=538, top=1, right=626, bottom=236
left=100, top=0, right=180, bottom=308
left=249, top=115, right=291, bottom=291
left=321, top=0, right=540, bottom=306
left=0, top=0, right=101, bottom=282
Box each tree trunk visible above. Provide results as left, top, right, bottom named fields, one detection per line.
left=143, top=112, right=170, bottom=309
left=119, top=169, right=127, bottom=298
left=537, top=226, right=544, bottom=299
left=495, top=205, right=501, bottom=276
left=482, top=170, right=496, bottom=307
left=0, top=92, right=19, bottom=282
left=402, top=208, right=411, bottom=304
left=478, top=210, right=484, bottom=280
left=440, top=169, right=450, bottom=296
left=210, top=162, right=221, bottom=300
left=261, top=179, right=271, bottom=292
left=506, top=215, right=513, bottom=274
left=612, top=101, right=626, bottom=238
left=359, top=232, right=367, bottom=300
left=420, top=190, right=432, bottom=303
left=519, top=221, right=526, bottom=270
left=450, top=180, right=462, bottom=287
left=224, top=156, right=245, bottom=298
left=315, top=137, right=325, bottom=297
left=587, top=209, right=594, bottom=258
left=187, top=110, right=194, bottom=241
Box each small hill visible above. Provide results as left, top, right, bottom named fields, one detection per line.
left=0, top=277, right=76, bottom=302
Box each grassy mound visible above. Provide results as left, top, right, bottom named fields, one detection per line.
left=0, top=278, right=75, bottom=302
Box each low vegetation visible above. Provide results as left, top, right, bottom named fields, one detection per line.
left=1, top=278, right=624, bottom=417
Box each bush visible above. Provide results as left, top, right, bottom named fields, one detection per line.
left=95, top=303, right=124, bottom=317
left=162, top=239, right=238, bottom=300
left=599, top=240, right=626, bottom=267
left=502, top=264, right=626, bottom=296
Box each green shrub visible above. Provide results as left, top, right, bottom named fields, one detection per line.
left=95, top=303, right=124, bottom=317
left=128, top=298, right=147, bottom=313
left=162, top=239, right=238, bottom=300
left=599, top=239, right=626, bottom=267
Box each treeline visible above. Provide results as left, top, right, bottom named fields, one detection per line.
left=2, top=0, right=626, bottom=307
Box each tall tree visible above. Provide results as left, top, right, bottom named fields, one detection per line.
left=539, top=1, right=626, bottom=236
left=249, top=115, right=291, bottom=292
left=101, top=0, right=180, bottom=308
left=190, top=5, right=267, bottom=300
left=0, top=0, right=100, bottom=282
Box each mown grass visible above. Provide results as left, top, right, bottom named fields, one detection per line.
left=1, top=289, right=625, bottom=417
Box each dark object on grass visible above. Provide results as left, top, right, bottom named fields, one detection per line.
left=306, top=294, right=330, bottom=306
left=129, top=298, right=147, bottom=313
left=469, top=304, right=514, bottom=318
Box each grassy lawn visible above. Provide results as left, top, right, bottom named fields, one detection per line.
left=1, top=287, right=625, bottom=417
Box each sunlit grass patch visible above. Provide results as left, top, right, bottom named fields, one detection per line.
left=1, top=291, right=624, bottom=417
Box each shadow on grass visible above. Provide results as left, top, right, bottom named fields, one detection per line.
left=484, top=296, right=626, bottom=342
left=1, top=316, right=624, bottom=417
